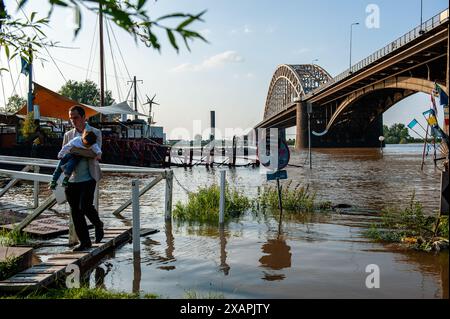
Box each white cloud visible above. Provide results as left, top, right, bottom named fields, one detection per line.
left=244, top=25, right=253, bottom=34
left=171, top=51, right=244, bottom=73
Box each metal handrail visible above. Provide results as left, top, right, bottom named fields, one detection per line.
left=304, top=8, right=449, bottom=99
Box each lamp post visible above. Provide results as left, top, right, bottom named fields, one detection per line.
left=379, top=136, right=385, bottom=154
left=349, top=22, right=359, bottom=73
left=419, top=0, right=425, bottom=34
left=311, top=59, right=319, bottom=66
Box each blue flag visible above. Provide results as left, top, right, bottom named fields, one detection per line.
left=439, top=88, right=448, bottom=106
left=407, top=119, right=418, bottom=129
left=21, top=57, right=30, bottom=76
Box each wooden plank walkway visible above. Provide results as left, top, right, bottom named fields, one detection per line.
left=0, top=227, right=132, bottom=293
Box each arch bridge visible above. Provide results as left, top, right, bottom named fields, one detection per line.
left=255, top=9, right=449, bottom=149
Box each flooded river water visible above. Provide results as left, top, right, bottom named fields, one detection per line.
left=1, top=144, right=448, bottom=298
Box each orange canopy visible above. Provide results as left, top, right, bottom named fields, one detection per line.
left=17, top=83, right=98, bottom=120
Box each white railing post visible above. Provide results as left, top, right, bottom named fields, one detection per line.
left=33, top=165, right=40, bottom=208
left=219, top=170, right=226, bottom=224
left=132, top=179, right=140, bottom=253
left=165, top=170, right=173, bottom=221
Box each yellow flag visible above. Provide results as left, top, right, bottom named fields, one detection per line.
left=426, top=115, right=437, bottom=126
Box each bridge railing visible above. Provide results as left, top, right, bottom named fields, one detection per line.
left=305, top=8, right=449, bottom=99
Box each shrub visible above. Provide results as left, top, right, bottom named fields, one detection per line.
left=173, top=184, right=251, bottom=223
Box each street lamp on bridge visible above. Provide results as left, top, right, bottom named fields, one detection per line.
left=311, top=59, right=319, bottom=66
left=349, top=22, right=359, bottom=74
left=419, top=0, right=425, bottom=34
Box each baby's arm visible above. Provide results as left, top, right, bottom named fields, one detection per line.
left=91, top=143, right=102, bottom=160
left=58, top=140, right=74, bottom=159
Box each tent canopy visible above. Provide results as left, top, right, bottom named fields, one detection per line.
left=17, top=83, right=146, bottom=120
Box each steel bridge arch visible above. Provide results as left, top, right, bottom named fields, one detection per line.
left=320, top=77, right=448, bottom=134
left=263, top=64, right=332, bottom=119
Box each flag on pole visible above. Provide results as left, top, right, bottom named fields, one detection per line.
left=426, top=114, right=438, bottom=126
left=439, top=88, right=448, bottom=106
left=407, top=119, right=418, bottom=129
left=20, top=57, right=30, bottom=76
left=422, top=109, right=434, bottom=117
left=435, top=82, right=449, bottom=106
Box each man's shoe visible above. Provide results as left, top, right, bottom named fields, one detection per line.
left=95, top=224, right=104, bottom=243
left=72, top=242, right=92, bottom=252
left=49, top=180, right=57, bottom=190
left=62, top=177, right=70, bottom=187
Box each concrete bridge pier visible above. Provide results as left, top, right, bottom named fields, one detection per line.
left=295, top=102, right=308, bottom=151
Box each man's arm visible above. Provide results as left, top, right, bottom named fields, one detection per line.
left=69, top=147, right=97, bottom=158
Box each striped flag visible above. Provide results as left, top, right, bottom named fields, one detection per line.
left=422, top=109, right=434, bottom=117
left=407, top=119, right=418, bottom=129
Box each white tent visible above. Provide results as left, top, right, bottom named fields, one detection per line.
left=86, top=101, right=147, bottom=117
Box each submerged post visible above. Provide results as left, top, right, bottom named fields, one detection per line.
left=219, top=170, right=226, bottom=224
left=165, top=170, right=173, bottom=221
left=132, top=179, right=140, bottom=253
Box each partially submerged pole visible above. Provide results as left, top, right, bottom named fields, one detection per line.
left=132, top=179, right=140, bottom=253
left=165, top=170, right=173, bottom=221
left=219, top=170, right=226, bottom=224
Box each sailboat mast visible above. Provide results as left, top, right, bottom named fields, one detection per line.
left=99, top=2, right=105, bottom=109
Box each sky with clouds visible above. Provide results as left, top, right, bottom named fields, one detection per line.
left=1, top=0, right=448, bottom=139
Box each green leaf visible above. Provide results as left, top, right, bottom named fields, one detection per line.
left=4, top=45, right=10, bottom=59
left=176, top=16, right=197, bottom=31
left=166, top=29, right=178, bottom=52
left=137, top=0, right=146, bottom=10
left=30, top=12, right=36, bottom=22
left=73, top=5, right=81, bottom=38
left=17, top=0, right=29, bottom=8
left=156, top=13, right=187, bottom=22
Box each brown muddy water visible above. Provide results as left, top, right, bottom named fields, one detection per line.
left=1, top=144, right=448, bottom=298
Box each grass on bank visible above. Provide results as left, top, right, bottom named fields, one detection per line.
left=0, top=228, right=30, bottom=246
left=364, top=193, right=449, bottom=252
left=0, top=255, right=20, bottom=281
left=1, top=287, right=159, bottom=299
left=173, top=184, right=251, bottom=223
left=174, top=182, right=333, bottom=224
left=257, top=181, right=332, bottom=213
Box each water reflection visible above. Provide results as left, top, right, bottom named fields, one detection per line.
left=94, top=263, right=113, bottom=289
left=219, top=225, right=230, bottom=275
left=259, top=230, right=292, bottom=281
left=141, top=221, right=176, bottom=271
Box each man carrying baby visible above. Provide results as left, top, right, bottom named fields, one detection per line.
left=63, top=105, right=104, bottom=251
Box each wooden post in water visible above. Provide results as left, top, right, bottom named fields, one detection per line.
left=189, top=141, right=193, bottom=166
left=132, top=179, right=140, bottom=253
left=232, top=136, right=237, bottom=167
left=219, top=170, right=226, bottom=224
left=33, top=166, right=39, bottom=209
left=165, top=170, right=173, bottom=221
left=243, top=135, right=248, bottom=162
